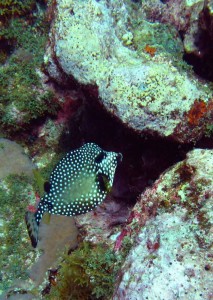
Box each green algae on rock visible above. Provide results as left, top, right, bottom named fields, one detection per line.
left=0, top=175, right=37, bottom=294
left=0, top=139, right=37, bottom=294
left=141, top=0, right=213, bottom=81
left=0, top=4, right=59, bottom=135
left=45, top=241, right=123, bottom=300
left=0, top=0, right=36, bottom=20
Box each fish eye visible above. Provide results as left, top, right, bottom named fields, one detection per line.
left=95, top=151, right=106, bottom=164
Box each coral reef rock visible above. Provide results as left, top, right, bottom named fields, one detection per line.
left=0, top=138, right=35, bottom=179
left=141, top=0, right=213, bottom=55
left=113, top=149, right=213, bottom=300
left=45, top=0, right=213, bottom=143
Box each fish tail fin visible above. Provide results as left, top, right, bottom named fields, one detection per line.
left=25, top=201, right=46, bottom=248
left=25, top=211, right=39, bottom=248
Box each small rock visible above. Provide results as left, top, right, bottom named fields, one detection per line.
left=0, top=138, right=35, bottom=179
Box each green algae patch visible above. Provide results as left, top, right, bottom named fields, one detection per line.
left=46, top=242, right=123, bottom=300
left=0, top=174, right=37, bottom=293
left=132, top=19, right=184, bottom=61
left=0, top=0, right=36, bottom=20
left=0, top=5, right=59, bottom=135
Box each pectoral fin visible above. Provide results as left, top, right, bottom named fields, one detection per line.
left=97, top=173, right=112, bottom=194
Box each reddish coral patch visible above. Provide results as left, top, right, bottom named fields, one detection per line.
left=27, top=205, right=37, bottom=213
left=146, top=236, right=160, bottom=253
left=144, top=44, right=157, bottom=57
left=26, top=192, right=40, bottom=212
left=187, top=99, right=207, bottom=125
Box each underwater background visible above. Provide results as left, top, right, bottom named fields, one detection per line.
left=0, top=0, right=212, bottom=299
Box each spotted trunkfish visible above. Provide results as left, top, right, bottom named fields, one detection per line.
left=25, top=143, right=122, bottom=248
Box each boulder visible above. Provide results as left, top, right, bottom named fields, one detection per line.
left=45, top=0, right=213, bottom=143
left=114, top=149, right=213, bottom=299
left=0, top=138, right=35, bottom=179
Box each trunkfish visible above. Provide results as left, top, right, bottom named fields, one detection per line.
left=25, top=143, right=122, bottom=247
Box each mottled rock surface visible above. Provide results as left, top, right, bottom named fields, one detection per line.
left=113, top=149, right=213, bottom=299
left=45, top=0, right=213, bottom=143
left=76, top=196, right=130, bottom=246
left=141, top=0, right=213, bottom=55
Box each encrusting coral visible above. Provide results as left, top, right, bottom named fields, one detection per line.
left=114, top=149, right=213, bottom=299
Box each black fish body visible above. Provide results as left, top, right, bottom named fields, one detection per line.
left=25, top=143, right=122, bottom=247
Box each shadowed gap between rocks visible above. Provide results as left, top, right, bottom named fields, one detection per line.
left=57, top=86, right=193, bottom=210
left=183, top=5, right=213, bottom=82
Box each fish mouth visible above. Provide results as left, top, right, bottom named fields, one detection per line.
left=116, top=153, right=123, bottom=164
